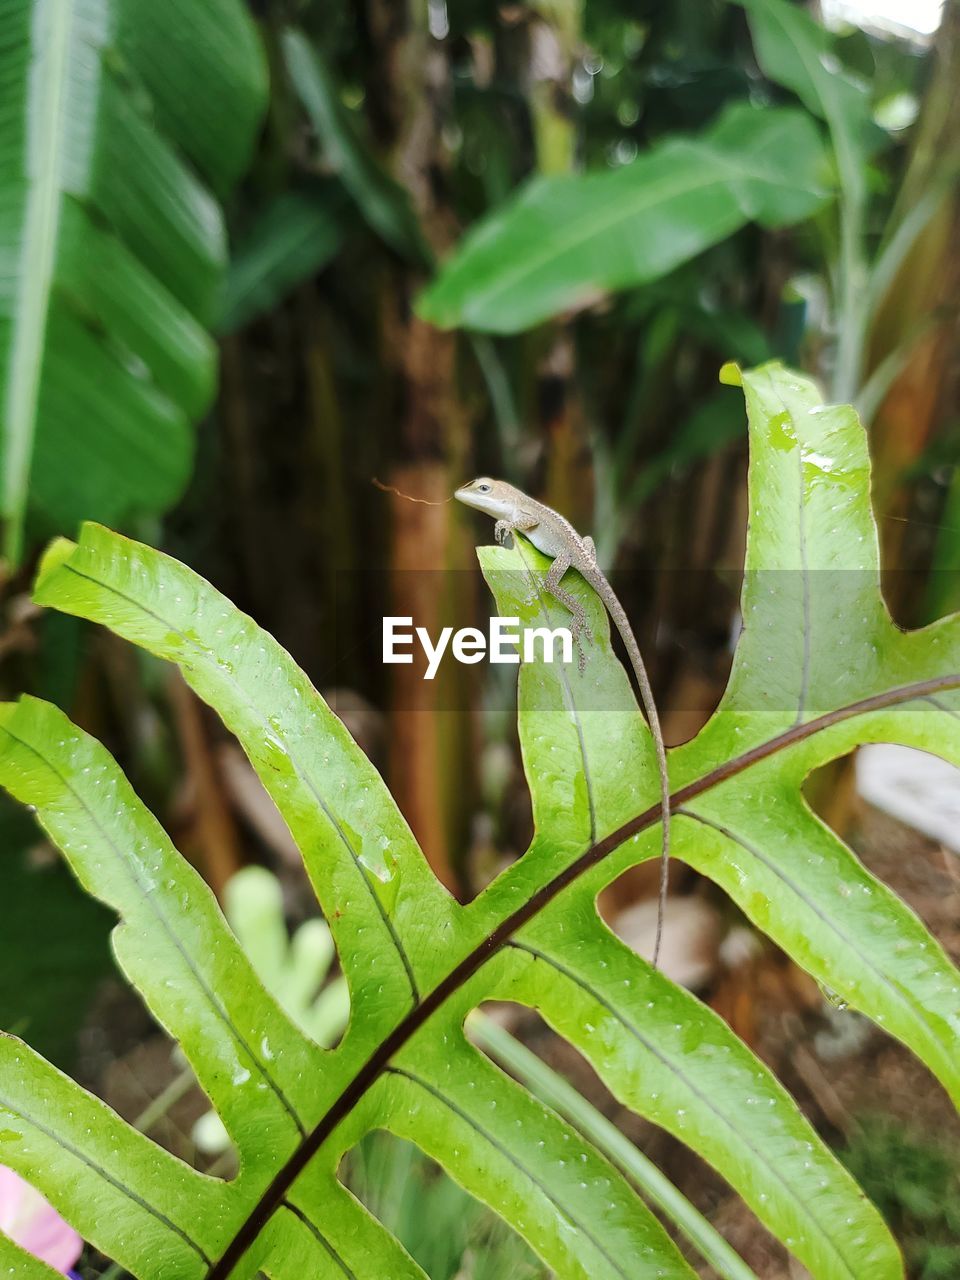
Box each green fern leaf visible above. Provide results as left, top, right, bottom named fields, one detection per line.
left=1, top=363, right=956, bottom=1277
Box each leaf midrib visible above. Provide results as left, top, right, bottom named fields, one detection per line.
left=682, top=806, right=951, bottom=1078
left=0, top=718, right=308, bottom=1142
left=0, top=1081, right=211, bottom=1266
left=389, top=1066, right=641, bottom=1280
left=440, top=137, right=810, bottom=323
left=514, top=540, right=598, bottom=846
left=3, top=0, right=74, bottom=561
left=206, top=670, right=960, bottom=1279
left=512, top=939, right=862, bottom=1280
left=58, top=558, right=421, bottom=1003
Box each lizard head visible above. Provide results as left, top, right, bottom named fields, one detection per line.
left=454, top=477, right=517, bottom=520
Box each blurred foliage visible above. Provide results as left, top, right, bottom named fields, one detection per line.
left=0, top=803, right=111, bottom=1069
left=345, top=1132, right=548, bottom=1280
left=219, top=186, right=345, bottom=334
left=192, top=866, right=350, bottom=1158
left=229, top=0, right=956, bottom=586
left=0, top=0, right=268, bottom=564
left=838, top=1119, right=960, bottom=1279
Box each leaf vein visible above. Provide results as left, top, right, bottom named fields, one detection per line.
left=387, top=1066, right=635, bottom=1280
left=516, top=542, right=597, bottom=844
left=795, top=445, right=812, bottom=725
left=60, top=561, right=421, bottom=1003
left=926, top=694, right=960, bottom=721
left=205, top=670, right=960, bottom=1278
left=0, top=722, right=307, bottom=1140
left=0, top=1087, right=212, bottom=1265
left=508, top=940, right=858, bottom=1279
left=679, top=807, right=937, bottom=1050
left=282, top=1201, right=357, bottom=1278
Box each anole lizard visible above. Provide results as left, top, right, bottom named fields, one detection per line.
left=455, top=477, right=671, bottom=967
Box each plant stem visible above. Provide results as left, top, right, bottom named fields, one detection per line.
left=825, top=95, right=869, bottom=404
left=471, top=335, right=523, bottom=473
left=832, top=183, right=867, bottom=404
left=864, top=183, right=947, bottom=326
left=470, top=1013, right=758, bottom=1280
left=855, top=318, right=936, bottom=426
left=131, top=1066, right=195, bottom=1135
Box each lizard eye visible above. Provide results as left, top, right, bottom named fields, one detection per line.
left=476, top=483, right=491, bottom=493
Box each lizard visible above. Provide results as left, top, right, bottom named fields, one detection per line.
left=455, top=477, right=671, bottom=968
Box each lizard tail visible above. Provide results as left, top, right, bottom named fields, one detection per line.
left=604, top=592, right=671, bottom=969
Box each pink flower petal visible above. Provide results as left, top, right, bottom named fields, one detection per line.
left=0, top=1167, right=82, bottom=1274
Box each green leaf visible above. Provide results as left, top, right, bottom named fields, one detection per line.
left=383, top=1040, right=693, bottom=1280
left=732, top=0, right=884, bottom=402
left=668, top=366, right=960, bottom=1097
left=112, top=0, right=267, bottom=196
left=31, top=526, right=452, bottom=1040
left=0, top=0, right=268, bottom=563
left=471, top=1013, right=758, bottom=1280
left=0, top=697, right=320, bottom=1168
left=0, top=1032, right=225, bottom=1273
left=622, top=388, right=747, bottom=509
left=0, top=1234, right=61, bottom=1279
left=735, top=0, right=875, bottom=194
left=220, top=188, right=345, bottom=334
left=468, top=550, right=904, bottom=1279
left=504, top=912, right=887, bottom=1279
left=4, top=364, right=959, bottom=1278
left=417, top=104, right=831, bottom=333
left=9, top=529, right=694, bottom=1279
left=282, top=30, right=430, bottom=267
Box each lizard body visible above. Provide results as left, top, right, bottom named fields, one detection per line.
left=455, top=477, right=671, bottom=967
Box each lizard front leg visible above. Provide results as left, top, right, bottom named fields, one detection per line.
left=494, top=513, right=538, bottom=546
left=543, top=552, right=592, bottom=672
